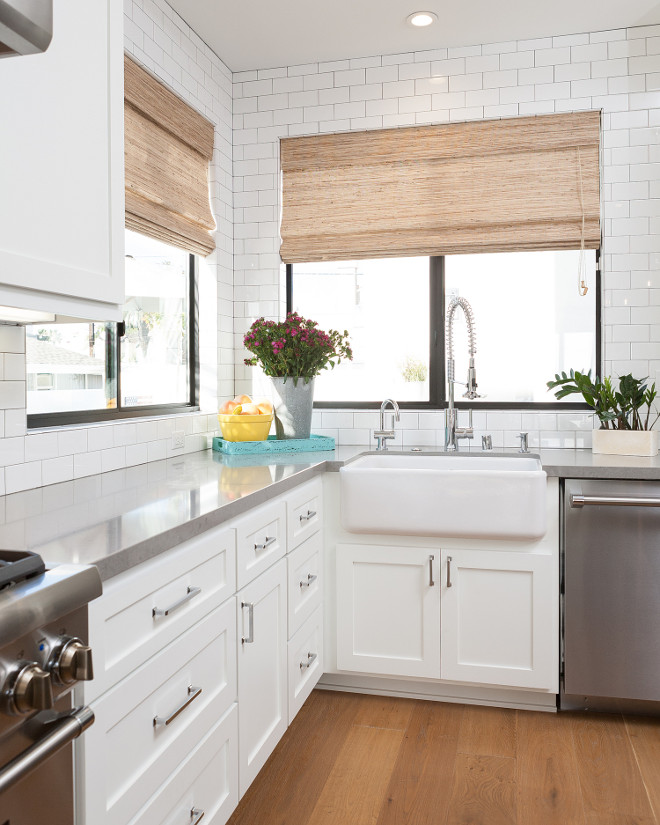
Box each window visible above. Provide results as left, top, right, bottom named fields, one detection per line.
left=290, top=257, right=431, bottom=403
left=288, top=249, right=598, bottom=408
left=26, top=230, right=197, bottom=425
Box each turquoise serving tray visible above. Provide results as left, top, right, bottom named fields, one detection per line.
left=212, top=434, right=335, bottom=455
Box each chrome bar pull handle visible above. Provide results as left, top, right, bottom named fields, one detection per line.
left=190, top=808, right=205, bottom=825
left=571, top=494, right=660, bottom=508
left=153, top=585, right=201, bottom=618
left=153, top=685, right=202, bottom=728
left=241, top=601, right=254, bottom=644
left=299, top=509, right=317, bottom=523
left=300, top=652, right=317, bottom=670
left=254, top=536, right=277, bottom=551
left=300, top=573, right=318, bottom=588
left=429, top=555, right=435, bottom=586
left=446, top=556, right=453, bottom=588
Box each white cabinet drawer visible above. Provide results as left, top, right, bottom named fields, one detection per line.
left=87, top=526, right=236, bottom=702
left=235, top=499, right=286, bottom=589
left=288, top=606, right=324, bottom=724
left=81, top=599, right=237, bottom=825
left=286, top=478, right=323, bottom=551
left=129, top=704, right=238, bottom=825
left=287, top=532, right=322, bottom=639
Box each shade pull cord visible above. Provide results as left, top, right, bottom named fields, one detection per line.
left=577, top=147, right=588, bottom=297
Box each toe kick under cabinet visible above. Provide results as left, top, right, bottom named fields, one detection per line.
left=77, top=476, right=324, bottom=825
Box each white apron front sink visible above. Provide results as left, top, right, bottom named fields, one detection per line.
left=340, top=452, right=547, bottom=540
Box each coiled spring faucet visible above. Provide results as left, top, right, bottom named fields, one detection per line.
left=445, top=296, right=481, bottom=451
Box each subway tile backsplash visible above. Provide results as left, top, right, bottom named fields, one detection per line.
left=311, top=409, right=598, bottom=451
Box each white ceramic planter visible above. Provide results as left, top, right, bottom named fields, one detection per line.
left=592, top=428, right=659, bottom=457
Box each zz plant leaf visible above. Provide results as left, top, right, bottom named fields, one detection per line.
left=546, top=370, right=659, bottom=431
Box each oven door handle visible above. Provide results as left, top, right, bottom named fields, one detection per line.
left=0, top=705, right=94, bottom=795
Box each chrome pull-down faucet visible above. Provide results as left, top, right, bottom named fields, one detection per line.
left=445, top=296, right=481, bottom=451
left=374, top=398, right=400, bottom=451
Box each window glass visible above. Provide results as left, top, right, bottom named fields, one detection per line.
left=122, top=231, right=190, bottom=406
left=290, top=257, right=430, bottom=403
left=26, top=230, right=194, bottom=421
left=290, top=249, right=598, bottom=407
left=444, top=250, right=597, bottom=404
left=26, top=324, right=114, bottom=414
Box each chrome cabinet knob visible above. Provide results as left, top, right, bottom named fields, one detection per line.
left=8, top=663, right=54, bottom=714
left=52, top=638, right=94, bottom=685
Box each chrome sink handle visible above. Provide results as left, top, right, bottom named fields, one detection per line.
left=374, top=398, right=400, bottom=451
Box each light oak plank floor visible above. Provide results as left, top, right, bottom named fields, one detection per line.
left=227, top=690, right=660, bottom=825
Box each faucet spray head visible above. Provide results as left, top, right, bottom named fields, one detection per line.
left=463, top=357, right=480, bottom=399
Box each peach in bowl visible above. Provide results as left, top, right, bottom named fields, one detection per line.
left=218, top=395, right=274, bottom=442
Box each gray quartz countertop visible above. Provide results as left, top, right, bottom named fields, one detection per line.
left=2, top=444, right=660, bottom=580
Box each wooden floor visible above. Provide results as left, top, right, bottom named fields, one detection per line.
left=228, top=689, right=660, bottom=825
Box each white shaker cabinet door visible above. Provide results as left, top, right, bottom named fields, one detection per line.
left=236, top=558, right=288, bottom=798
left=0, top=0, right=124, bottom=320
left=440, top=549, right=558, bottom=691
left=336, top=543, right=441, bottom=679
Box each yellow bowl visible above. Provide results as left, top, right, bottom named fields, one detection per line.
left=217, top=413, right=273, bottom=442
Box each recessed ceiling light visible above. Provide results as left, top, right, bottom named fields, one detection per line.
left=407, top=11, right=437, bottom=27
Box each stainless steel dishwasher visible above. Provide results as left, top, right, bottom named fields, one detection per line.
left=562, top=478, right=660, bottom=714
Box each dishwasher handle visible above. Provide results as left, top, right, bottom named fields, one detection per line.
left=571, top=493, right=660, bottom=508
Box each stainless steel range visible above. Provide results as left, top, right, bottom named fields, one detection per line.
left=0, top=550, right=102, bottom=824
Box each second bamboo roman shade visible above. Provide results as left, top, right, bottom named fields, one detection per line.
left=124, top=55, right=215, bottom=256
left=280, top=111, right=600, bottom=263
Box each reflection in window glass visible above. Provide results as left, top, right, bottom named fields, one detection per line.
left=445, top=250, right=597, bottom=403
left=26, top=230, right=194, bottom=419
left=122, top=231, right=190, bottom=406
left=291, top=257, right=430, bottom=402
left=26, top=324, right=114, bottom=414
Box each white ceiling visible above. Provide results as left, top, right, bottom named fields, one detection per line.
left=167, top=0, right=660, bottom=73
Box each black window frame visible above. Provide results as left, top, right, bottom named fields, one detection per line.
left=287, top=251, right=601, bottom=411
left=27, top=254, right=199, bottom=428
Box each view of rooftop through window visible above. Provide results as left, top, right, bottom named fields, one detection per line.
left=26, top=231, right=193, bottom=418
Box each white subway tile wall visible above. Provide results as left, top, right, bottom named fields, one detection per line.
left=2, top=8, right=660, bottom=493
left=234, top=24, right=660, bottom=449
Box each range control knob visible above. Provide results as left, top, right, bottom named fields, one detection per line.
left=8, top=663, right=54, bottom=714
left=52, top=637, right=94, bottom=685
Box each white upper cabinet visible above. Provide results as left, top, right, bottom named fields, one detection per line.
left=0, top=0, right=124, bottom=321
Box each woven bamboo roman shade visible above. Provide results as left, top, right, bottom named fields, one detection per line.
left=124, top=55, right=215, bottom=256
left=280, top=111, right=601, bottom=263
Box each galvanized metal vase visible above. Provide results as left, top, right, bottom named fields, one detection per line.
left=271, top=376, right=315, bottom=439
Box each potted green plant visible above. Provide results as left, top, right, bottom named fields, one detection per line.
left=243, top=312, right=352, bottom=438
left=547, top=370, right=660, bottom=456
